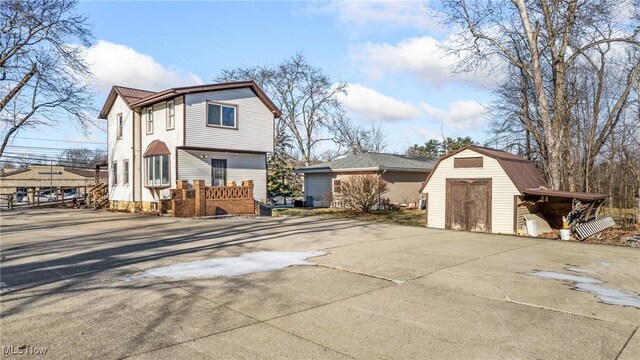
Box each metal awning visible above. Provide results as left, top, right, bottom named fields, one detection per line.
left=522, top=189, right=608, bottom=201
left=143, top=140, right=171, bottom=157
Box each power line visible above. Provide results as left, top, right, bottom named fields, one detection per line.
left=5, top=145, right=106, bottom=152
left=10, top=136, right=106, bottom=145
left=1, top=154, right=102, bottom=167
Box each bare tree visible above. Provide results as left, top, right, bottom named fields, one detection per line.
left=340, top=174, right=389, bottom=213
left=57, top=148, right=106, bottom=168
left=327, top=115, right=388, bottom=157
left=215, top=53, right=347, bottom=166
left=440, top=0, right=640, bottom=190
left=0, top=0, right=95, bottom=158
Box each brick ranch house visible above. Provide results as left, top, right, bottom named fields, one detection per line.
left=99, top=81, right=281, bottom=213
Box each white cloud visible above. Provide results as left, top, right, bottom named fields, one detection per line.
left=349, top=35, right=495, bottom=87
left=85, top=40, right=203, bottom=91
left=411, top=127, right=441, bottom=140
left=338, top=83, right=421, bottom=122
left=310, top=0, right=434, bottom=30
left=421, top=100, right=487, bottom=129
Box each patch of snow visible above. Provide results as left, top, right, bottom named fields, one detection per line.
left=127, top=251, right=326, bottom=280
left=391, top=279, right=405, bottom=284
left=0, top=282, right=9, bottom=294
left=528, top=270, right=640, bottom=309
left=529, top=271, right=600, bottom=284
left=564, top=267, right=596, bottom=274
left=599, top=261, right=611, bottom=268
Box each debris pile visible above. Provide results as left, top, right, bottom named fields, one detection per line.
left=539, top=225, right=640, bottom=247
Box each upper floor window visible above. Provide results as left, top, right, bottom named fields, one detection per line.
left=206, top=102, right=236, bottom=128
left=146, top=107, right=154, bottom=134
left=166, top=100, right=175, bottom=130
left=117, top=113, right=123, bottom=139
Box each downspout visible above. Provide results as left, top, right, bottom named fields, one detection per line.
left=377, top=168, right=387, bottom=210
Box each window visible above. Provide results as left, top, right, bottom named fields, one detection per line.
left=145, top=155, right=170, bottom=187
left=166, top=100, right=175, bottom=130
left=123, top=160, right=129, bottom=185
left=117, top=113, right=123, bottom=139
left=211, top=159, right=227, bottom=186
left=453, top=157, right=483, bottom=168
left=333, top=179, right=342, bottom=194
left=111, top=161, right=117, bottom=187
left=206, top=103, right=236, bottom=128
left=146, top=107, right=154, bottom=134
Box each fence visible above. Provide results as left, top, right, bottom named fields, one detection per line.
left=1, top=186, right=88, bottom=209
left=171, top=179, right=258, bottom=217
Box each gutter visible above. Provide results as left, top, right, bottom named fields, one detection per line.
left=294, top=167, right=433, bottom=174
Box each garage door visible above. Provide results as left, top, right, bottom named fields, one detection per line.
left=446, top=179, right=492, bottom=232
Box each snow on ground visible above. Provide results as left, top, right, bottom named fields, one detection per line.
left=0, top=282, right=10, bottom=294
left=529, top=270, right=640, bottom=308
left=127, top=251, right=326, bottom=280
left=564, top=267, right=596, bottom=274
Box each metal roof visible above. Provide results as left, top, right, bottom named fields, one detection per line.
left=98, top=86, right=157, bottom=119
left=143, top=140, right=171, bottom=157
left=99, top=81, right=282, bottom=119
left=295, top=153, right=437, bottom=173
left=419, top=145, right=548, bottom=193
left=522, top=189, right=608, bottom=201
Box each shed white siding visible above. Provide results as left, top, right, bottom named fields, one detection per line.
left=107, top=95, right=134, bottom=202
left=184, top=88, right=274, bottom=153
left=177, top=149, right=267, bottom=201
left=422, top=149, right=519, bottom=234
left=139, top=96, right=185, bottom=202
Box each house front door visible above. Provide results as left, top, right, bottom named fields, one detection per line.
left=445, top=179, right=492, bottom=232
left=211, top=159, right=227, bottom=186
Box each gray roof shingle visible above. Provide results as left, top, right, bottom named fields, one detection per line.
left=295, top=153, right=436, bottom=173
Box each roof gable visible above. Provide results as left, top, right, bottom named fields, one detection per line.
left=419, top=146, right=548, bottom=193
left=98, top=86, right=157, bottom=119
left=98, top=81, right=281, bottom=119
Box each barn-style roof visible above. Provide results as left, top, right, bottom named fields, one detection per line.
left=295, top=153, right=437, bottom=173
left=419, top=145, right=548, bottom=193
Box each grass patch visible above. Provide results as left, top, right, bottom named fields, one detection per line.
left=273, top=207, right=426, bottom=227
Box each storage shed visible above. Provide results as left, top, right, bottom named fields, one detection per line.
left=420, top=146, right=548, bottom=234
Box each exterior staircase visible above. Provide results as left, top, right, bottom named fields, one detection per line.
left=87, top=182, right=109, bottom=209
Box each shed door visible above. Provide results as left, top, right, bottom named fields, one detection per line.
left=446, top=179, right=492, bottom=232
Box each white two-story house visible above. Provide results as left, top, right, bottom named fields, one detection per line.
left=98, top=81, right=281, bottom=212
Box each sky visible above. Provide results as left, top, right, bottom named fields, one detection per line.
left=8, top=0, right=498, bottom=162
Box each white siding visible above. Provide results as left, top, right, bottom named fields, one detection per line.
left=177, top=149, right=267, bottom=201
left=139, top=96, right=185, bottom=202
left=184, top=88, right=274, bottom=153
left=422, top=149, right=520, bottom=234
left=107, top=96, right=134, bottom=202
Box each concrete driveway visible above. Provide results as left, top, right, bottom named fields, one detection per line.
left=1, top=209, right=638, bottom=359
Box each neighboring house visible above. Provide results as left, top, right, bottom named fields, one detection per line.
left=420, top=145, right=606, bottom=235
left=295, top=153, right=436, bottom=207
left=98, top=81, right=281, bottom=212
